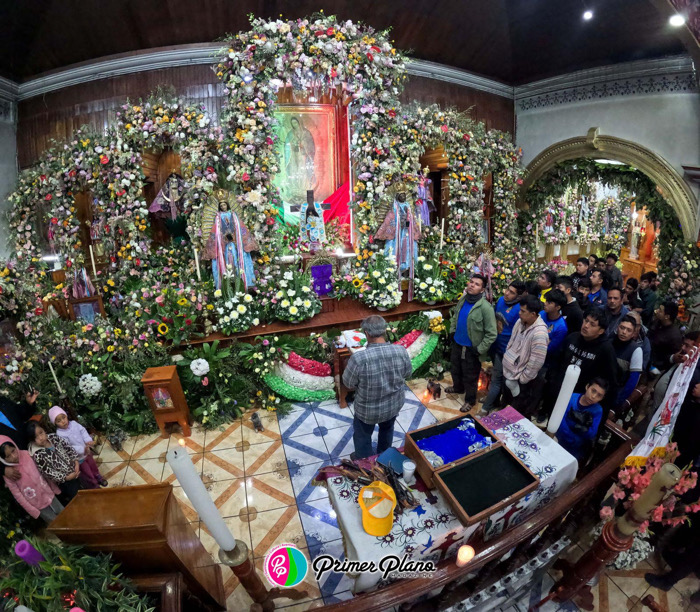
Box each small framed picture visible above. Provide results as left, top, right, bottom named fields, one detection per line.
left=68, top=296, right=106, bottom=324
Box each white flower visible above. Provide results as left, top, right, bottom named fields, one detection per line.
left=423, top=264, right=433, bottom=271
left=302, top=286, right=311, bottom=292
left=79, top=373, right=102, bottom=397
left=429, top=286, right=436, bottom=294
left=303, top=300, right=312, bottom=308
left=214, top=289, right=222, bottom=298
left=289, top=306, right=299, bottom=315
left=237, top=304, right=247, bottom=314
left=253, top=318, right=260, bottom=326
left=190, top=358, right=210, bottom=377
left=372, top=270, right=381, bottom=278
left=284, top=271, right=294, bottom=280
left=243, top=294, right=253, bottom=303
left=419, top=282, right=428, bottom=289
left=288, top=290, right=296, bottom=297
left=275, top=291, right=284, bottom=298
left=281, top=299, right=290, bottom=307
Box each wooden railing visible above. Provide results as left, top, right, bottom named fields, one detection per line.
left=317, top=421, right=635, bottom=611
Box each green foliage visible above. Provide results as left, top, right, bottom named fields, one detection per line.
left=0, top=538, right=154, bottom=611
left=0, top=487, right=36, bottom=564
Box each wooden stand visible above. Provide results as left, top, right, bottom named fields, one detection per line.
left=141, top=365, right=191, bottom=438
left=48, top=484, right=226, bottom=611
left=334, top=345, right=353, bottom=409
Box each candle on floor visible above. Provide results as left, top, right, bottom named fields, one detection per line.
left=547, top=364, right=580, bottom=435
left=166, top=445, right=236, bottom=551
left=456, top=545, right=475, bottom=567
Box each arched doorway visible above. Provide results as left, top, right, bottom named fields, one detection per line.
left=521, top=128, right=698, bottom=240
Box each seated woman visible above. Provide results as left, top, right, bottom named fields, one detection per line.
left=556, top=378, right=607, bottom=461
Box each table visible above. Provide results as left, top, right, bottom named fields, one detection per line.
left=323, top=407, right=577, bottom=593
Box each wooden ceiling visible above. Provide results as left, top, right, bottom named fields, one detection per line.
left=1, top=0, right=686, bottom=85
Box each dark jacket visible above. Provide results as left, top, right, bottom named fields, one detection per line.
left=0, top=398, right=36, bottom=477
left=639, top=287, right=658, bottom=327
left=554, top=332, right=619, bottom=410
left=649, top=322, right=683, bottom=371
left=562, top=299, right=584, bottom=334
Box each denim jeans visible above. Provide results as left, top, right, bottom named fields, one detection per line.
left=481, top=352, right=504, bottom=412
left=353, top=414, right=396, bottom=459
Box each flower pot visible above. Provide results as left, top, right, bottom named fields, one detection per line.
left=425, top=300, right=436, bottom=305
left=376, top=307, right=388, bottom=312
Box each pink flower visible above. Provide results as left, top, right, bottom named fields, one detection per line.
left=202, top=376, right=209, bottom=386
left=85, top=324, right=94, bottom=331
left=132, top=339, right=139, bottom=346
left=440, top=125, right=448, bottom=132
left=599, top=506, right=614, bottom=520
left=262, top=339, right=270, bottom=346
left=155, top=295, right=165, bottom=305
left=242, top=172, right=250, bottom=181
left=612, top=486, right=626, bottom=501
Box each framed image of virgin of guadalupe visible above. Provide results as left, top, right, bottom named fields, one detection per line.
left=274, top=105, right=338, bottom=225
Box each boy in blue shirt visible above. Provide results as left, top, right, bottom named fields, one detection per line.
left=480, top=280, right=526, bottom=413
left=556, top=378, right=607, bottom=461
left=539, top=289, right=568, bottom=365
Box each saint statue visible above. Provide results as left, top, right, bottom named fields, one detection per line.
left=203, top=191, right=259, bottom=290
left=375, top=185, right=421, bottom=288
left=578, top=196, right=590, bottom=229
left=415, top=169, right=435, bottom=227
left=284, top=117, right=317, bottom=203
left=544, top=208, right=555, bottom=234
left=149, top=173, right=185, bottom=221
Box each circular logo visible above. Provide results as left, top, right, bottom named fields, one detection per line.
left=263, top=544, right=308, bottom=588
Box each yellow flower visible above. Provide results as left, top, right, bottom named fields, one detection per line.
left=177, top=298, right=188, bottom=307
left=107, top=345, right=115, bottom=352
left=352, top=278, right=362, bottom=288
left=206, top=304, right=214, bottom=310
left=158, top=323, right=169, bottom=335
left=114, top=328, right=122, bottom=337
left=107, top=279, right=115, bottom=287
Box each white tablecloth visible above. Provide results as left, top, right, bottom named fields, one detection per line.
left=324, top=407, right=577, bottom=593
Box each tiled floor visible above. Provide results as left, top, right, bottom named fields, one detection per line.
left=92, top=376, right=700, bottom=611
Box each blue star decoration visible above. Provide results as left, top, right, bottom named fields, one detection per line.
left=412, top=504, right=426, bottom=516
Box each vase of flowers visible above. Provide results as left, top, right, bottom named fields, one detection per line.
left=212, top=274, right=260, bottom=334
left=358, top=254, right=403, bottom=311
left=414, top=255, right=447, bottom=305
left=273, top=269, right=321, bottom=323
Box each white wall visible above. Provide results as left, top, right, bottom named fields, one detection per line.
left=0, top=119, right=17, bottom=258
left=516, top=92, right=700, bottom=210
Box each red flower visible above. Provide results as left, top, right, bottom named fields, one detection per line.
left=456, top=224, right=462, bottom=230
left=441, top=125, right=449, bottom=132
left=206, top=166, right=215, bottom=174
left=249, top=44, right=256, bottom=52
left=116, top=189, right=125, bottom=197
left=330, top=68, right=337, bottom=78
left=40, top=174, right=46, bottom=182
left=516, top=178, right=524, bottom=185
left=315, top=30, right=325, bottom=37
left=388, top=109, right=396, bottom=117
left=326, top=27, right=335, bottom=35
left=162, top=316, right=168, bottom=322
left=266, top=136, right=273, bottom=145
left=45, top=194, right=52, bottom=201
left=242, top=172, right=250, bottom=181
left=463, top=134, right=471, bottom=141
left=50, top=217, right=58, bottom=225
left=185, top=319, right=192, bottom=326
left=99, top=155, right=109, bottom=165
left=68, top=170, right=76, bottom=178
left=366, top=53, right=374, bottom=62
left=266, top=216, right=275, bottom=226
left=66, top=260, right=73, bottom=268
left=34, top=306, right=43, bottom=316
left=371, top=46, right=381, bottom=53
left=135, top=258, right=141, bottom=266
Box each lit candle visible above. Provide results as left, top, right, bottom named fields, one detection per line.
left=192, top=245, right=202, bottom=282
left=166, top=445, right=236, bottom=550
left=439, top=218, right=445, bottom=249
left=456, top=545, right=475, bottom=567
left=547, top=364, right=580, bottom=435
left=89, top=244, right=98, bottom=279
left=47, top=360, right=64, bottom=395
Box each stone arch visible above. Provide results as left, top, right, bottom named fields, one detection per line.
left=521, top=127, right=698, bottom=240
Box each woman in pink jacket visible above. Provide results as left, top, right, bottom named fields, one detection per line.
left=0, top=435, right=64, bottom=522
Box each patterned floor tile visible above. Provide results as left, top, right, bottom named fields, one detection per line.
left=249, top=505, right=307, bottom=557
left=283, top=432, right=331, bottom=466
left=102, top=461, right=128, bottom=487
left=210, top=477, right=247, bottom=519
left=308, top=538, right=355, bottom=604
left=161, top=451, right=204, bottom=483
left=289, top=459, right=332, bottom=503
left=401, top=387, right=426, bottom=412
left=313, top=402, right=354, bottom=432
left=122, top=461, right=162, bottom=487
left=127, top=457, right=166, bottom=483
left=97, top=439, right=135, bottom=463
left=321, top=425, right=355, bottom=461
left=131, top=433, right=170, bottom=460
left=199, top=516, right=253, bottom=562
left=205, top=422, right=242, bottom=452
left=298, top=495, right=342, bottom=546
left=246, top=471, right=296, bottom=512
left=225, top=584, right=254, bottom=612
left=280, top=407, right=320, bottom=440
left=244, top=439, right=288, bottom=475
left=202, top=447, right=245, bottom=481
left=394, top=405, right=438, bottom=433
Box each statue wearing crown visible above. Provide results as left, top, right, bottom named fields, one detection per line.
left=375, top=181, right=421, bottom=274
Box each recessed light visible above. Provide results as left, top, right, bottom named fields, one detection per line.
left=583, top=10, right=593, bottom=20
left=669, top=14, right=685, bottom=27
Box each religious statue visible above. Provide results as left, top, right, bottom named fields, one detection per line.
left=415, top=169, right=435, bottom=227
left=284, top=116, right=317, bottom=203
left=203, top=190, right=259, bottom=290
left=375, top=184, right=421, bottom=282
left=149, top=173, right=185, bottom=221
left=544, top=208, right=555, bottom=234
left=578, top=196, right=590, bottom=229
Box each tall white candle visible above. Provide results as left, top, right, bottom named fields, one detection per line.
left=547, top=364, right=581, bottom=434
left=349, top=209, right=354, bottom=246
left=166, top=445, right=236, bottom=550
left=193, top=245, right=202, bottom=282
left=89, top=244, right=98, bottom=279
left=439, top=218, right=445, bottom=249
left=47, top=360, right=63, bottom=395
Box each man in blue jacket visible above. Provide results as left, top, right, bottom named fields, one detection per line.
left=556, top=378, right=607, bottom=461
left=480, top=280, right=526, bottom=413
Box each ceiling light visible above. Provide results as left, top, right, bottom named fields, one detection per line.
left=594, top=159, right=625, bottom=165
left=583, top=10, right=593, bottom=20
left=669, top=14, right=685, bottom=27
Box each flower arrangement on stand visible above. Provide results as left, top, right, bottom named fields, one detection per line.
left=413, top=255, right=447, bottom=304
left=436, top=251, right=469, bottom=302
left=357, top=254, right=402, bottom=311
left=659, top=242, right=700, bottom=302
left=212, top=274, right=260, bottom=334
left=595, top=442, right=700, bottom=569
left=273, top=269, right=321, bottom=323
left=146, top=282, right=211, bottom=346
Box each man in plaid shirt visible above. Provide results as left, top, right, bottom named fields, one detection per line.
left=342, top=316, right=412, bottom=459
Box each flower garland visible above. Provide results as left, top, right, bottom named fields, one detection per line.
left=274, top=362, right=334, bottom=393
left=287, top=351, right=331, bottom=377
left=215, top=13, right=408, bottom=250
left=659, top=242, right=700, bottom=302
left=263, top=372, right=336, bottom=402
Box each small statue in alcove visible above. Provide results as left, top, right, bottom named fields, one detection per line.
left=415, top=167, right=436, bottom=227
left=375, top=183, right=421, bottom=274
left=149, top=173, right=186, bottom=220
